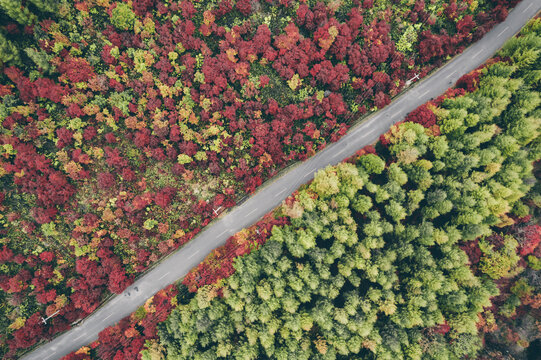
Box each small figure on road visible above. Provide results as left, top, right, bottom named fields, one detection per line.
left=134, top=287, right=138, bottom=292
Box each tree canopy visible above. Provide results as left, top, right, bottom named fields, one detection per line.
left=153, top=19, right=540, bottom=360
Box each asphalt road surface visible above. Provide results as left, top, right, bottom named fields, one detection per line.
left=23, top=1, right=541, bottom=359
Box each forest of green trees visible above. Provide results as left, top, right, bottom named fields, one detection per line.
left=152, top=20, right=540, bottom=360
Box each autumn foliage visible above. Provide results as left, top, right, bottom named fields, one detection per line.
left=0, top=0, right=520, bottom=357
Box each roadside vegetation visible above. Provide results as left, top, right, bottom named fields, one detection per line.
left=0, top=0, right=521, bottom=357
left=63, top=17, right=540, bottom=360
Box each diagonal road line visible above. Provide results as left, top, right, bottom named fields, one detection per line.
left=158, top=272, right=170, bottom=281
left=419, top=88, right=430, bottom=97
left=274, top=187, right=288, bottom=198
left=498, top=26, right=510, bottom=37
left=216, top=229, right=229, bottom=237
left=472, top=48, right=485, bottom=58
left=332, top=146, right=349, bottom=159
left=445, top=70, right=457, bottom=79
left=244, top=208, right=258, bottom=218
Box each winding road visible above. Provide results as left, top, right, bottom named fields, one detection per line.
left=23, top=1, right=541, bottom=358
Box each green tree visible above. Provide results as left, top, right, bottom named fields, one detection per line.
left=28, top=0, right=58, bottom=13
left=0, top=32, right=20, bottom=66
left=358, top=153, right=385, bottom=174
left=0, top=0, right=36, bottom=25
left=111, top=2, right=136, bottom=31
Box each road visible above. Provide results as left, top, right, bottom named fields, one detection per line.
left=23, top=1, right=540, bottom=359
